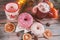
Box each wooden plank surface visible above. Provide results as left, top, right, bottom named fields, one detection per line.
left=0, top=19, right=60, bottom=40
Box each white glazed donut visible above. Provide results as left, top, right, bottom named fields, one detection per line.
left=18, top=12, right=33, bottom=29
left=31, top=22, right=44, bottom=36
left=38, top=2, right=50, bottom=13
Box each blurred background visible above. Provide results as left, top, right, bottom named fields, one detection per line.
left=0, top=0, right=60, bottom=20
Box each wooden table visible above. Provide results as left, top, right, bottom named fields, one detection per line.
left=0, top=19, right=60, bottom=40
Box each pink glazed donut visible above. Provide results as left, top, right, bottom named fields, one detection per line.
left=18, top=13, right=33, bottom=29
left=31, top=22, right=44, bottom=36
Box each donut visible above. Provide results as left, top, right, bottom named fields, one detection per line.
left=4, top=22, right=15, bottom=33
left=5, top=2, right=19, bottom=12
left=18, top=13, right=33, bottom=29
left=38, top=2, right=50, bottom=13
left=31, top=22, right=44, bottom=36
left=23, top=33, right=32, bottom=40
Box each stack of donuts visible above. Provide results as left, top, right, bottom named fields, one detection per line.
left=4, top=0, right=58, bottom=40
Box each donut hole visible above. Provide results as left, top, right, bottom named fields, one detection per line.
left=24, top=18, right=28, bottom=21
left=37, top=27, right=40, bottom=30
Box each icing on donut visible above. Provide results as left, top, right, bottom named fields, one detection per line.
left=38, top=2, right=50, bottom=13
left=18, top=13, right=33, bottom=29
left=31, top=22, right=44, bottom=36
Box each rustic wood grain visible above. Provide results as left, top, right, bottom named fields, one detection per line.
left=0, top=19, right=60, bottom=40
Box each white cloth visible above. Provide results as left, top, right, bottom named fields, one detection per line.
left=15, top=24, right=30, bottom=33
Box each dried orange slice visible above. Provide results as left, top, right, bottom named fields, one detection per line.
left=50, top=8, right=58, bottom=19
left=4, top=22, right=15, bottom=33
left=43, top=29, right=52, bottom=39
left=23, top=33, right=32, bottom=40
